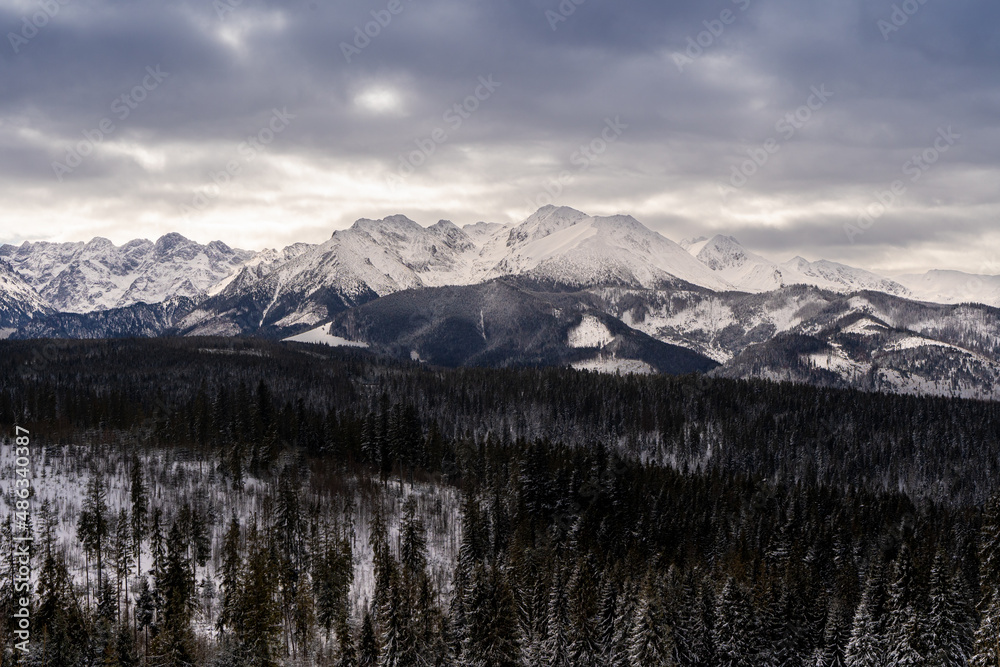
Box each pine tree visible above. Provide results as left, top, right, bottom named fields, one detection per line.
left=400, top=498, right=428, bottom=583
left=78, top=475, right=110, bottom=602
left=567, top=558, right=601, bottom=666
left=336, top=613, right=359, bottom=667
left=359, top=608, right=380, bottom=667
left=378, top=569, right=414, bottom=667
left=542, top=565, right=571, bottom=667
left=770, top=573, right=807, bottom=667
left=217, top=515, right=243, bottom=635
left=884, top=546, right=924, bottom=666
left=111, top=507, right=133, bottom=625
left=34, top=548, right=87, bottom=666
left=597, top=574, right=629, bottom=667
left=926, top=552, right=974, bottom=667
left=628, top=570, right=675, bottom=667
left=465, top=562, right=520, bottom=667
left=151, top=520, right=196, bottom=666
left=844, top=569, right=887, bottom=667
left=232, top=521, right=283, bottom=667
left=715, top=578, right=754, bottom=667
left=149, top=507, right=166, bottom=619
left=135, top=576, right=155, bottom=660
left=886, top=604, right=924, bottom=667
left=971, top=590, right=1000, bottom=667
left=130, top=455, right=149, bottom=575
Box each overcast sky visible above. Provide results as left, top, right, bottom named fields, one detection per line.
left=1, top=0, right=997, bottom=274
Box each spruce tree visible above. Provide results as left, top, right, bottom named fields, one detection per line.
left=34, top=548, right=87, bottom=666
left=130, top=455, right=149, bottom=575
left=78, top=475, right=110, bottom=601
left=567, top=558, right=601, bottom=665
left=359, top=608, right=380, bottom=667
left=926, top=552, right=974, bottom=667
left=217, top=515, right=243, bottom=635
left=151, top=520, right=196, bottom=666
left=844, top=575, right=887, bottom=667
left=628, top=570, right=675, bottom=667
left=972, top=496, right=1000, bottom=667
left=233, top=522, right=283, bottom=666
left=970, top=591, right=1000, bottom=667
left=887, top=604, right=925, bottom=667
left=465, top=562, right=520, bottom=667
left=715, top=578, right=754, bottom=667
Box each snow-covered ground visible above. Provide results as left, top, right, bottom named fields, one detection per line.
left=567, top=315, right=613, bottom=348
left=0, top=440, right=461, bottom=633
left=283, top=323, right=370, bottom=347
left=572, top=356, right=655, bottom=375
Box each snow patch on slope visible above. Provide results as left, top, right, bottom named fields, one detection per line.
left=284, top=323, right=370, bottom=348
left=572, top=356, right=655, bottom=375
left=568, top=315, right=614, bottom=348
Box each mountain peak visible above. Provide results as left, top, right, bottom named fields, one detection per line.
left=154, top=232, right=193, bottom=251
left=349, top=215, right=421, bottom=236
left=430, top=219, right=460, bottom=232
left=85, top=237, right=115, bottom=249
left=508, top=206, right=589, bottom=246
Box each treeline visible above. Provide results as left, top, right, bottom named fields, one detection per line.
left=2, top=338, right=1000, bottom=503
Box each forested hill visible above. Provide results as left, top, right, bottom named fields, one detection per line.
left=2, top=337, right=1000, bottom=505
left=3, top=337, right=1000, bottom=665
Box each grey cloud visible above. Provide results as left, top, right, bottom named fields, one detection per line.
left=0, top=0, right=996, bottom=274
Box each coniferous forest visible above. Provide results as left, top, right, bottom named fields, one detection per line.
left=2, top=337, right=1000, bottom=666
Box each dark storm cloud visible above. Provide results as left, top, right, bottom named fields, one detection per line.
left=0, top=0, right=997, bottom=272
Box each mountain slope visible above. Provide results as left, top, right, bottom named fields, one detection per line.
left=684, top=234, right=911, bottom=296
left=896, top=269, right=1000, bottom=307
left=0, top=260, right=50, bottom=334
left=709, top=291, right=1000, bottom=400
left=176, top=216, right=506, bottom=336
left=318, top=280, right=719, bottom=374
left=780, top=256, right=911, bottom=296
left=0, top=234, right=255, bottom=312
left=479, top=207, right=734, bottom=291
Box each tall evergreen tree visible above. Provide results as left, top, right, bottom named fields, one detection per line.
left=844, top=567, right=887, bottom=667
left=130, top=455, right=149, bottom=575
left=150, top=520, right=196, bottom=666
left=359, top=608, right=380, bottom=667
left=715, top=578, right=754, bottom=667
left=78, top=475, right=110, bottom=600
left=628, top=569, right=675, bottom=667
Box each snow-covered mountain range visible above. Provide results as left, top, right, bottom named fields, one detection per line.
left=0, top=233, right=253, bottom=313
left=4, top=205, right=1000, bottom=400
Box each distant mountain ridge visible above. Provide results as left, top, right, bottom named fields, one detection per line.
left=0, top=233, right=253, bottom=313
left=4, top=205, right=1000, bottom=401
